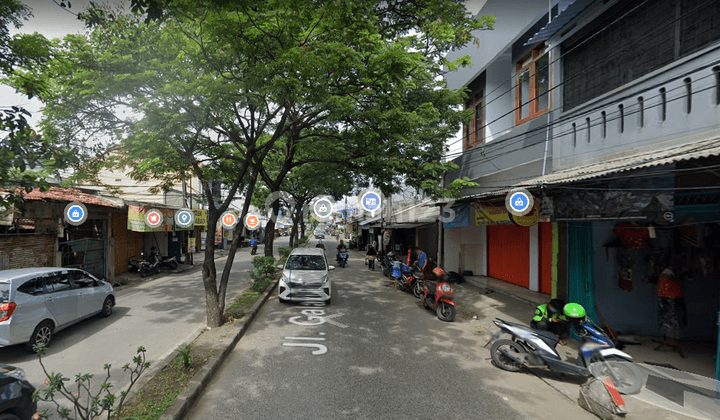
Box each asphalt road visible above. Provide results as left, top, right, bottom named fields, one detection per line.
left=0, top=237, right=288, bottom=415
left=186, top=238, right=599, bottom=420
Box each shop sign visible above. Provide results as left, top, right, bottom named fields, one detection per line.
left=510, top=201, right=540, bottom=227
left=474, top=202, right=511, bottom=226
left=128, top=205, right=175, bottom=232
left=193, top=209, right=208, bottom=226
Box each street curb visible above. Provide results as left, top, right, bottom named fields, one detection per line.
left=158, top=279, right=279, bottom=420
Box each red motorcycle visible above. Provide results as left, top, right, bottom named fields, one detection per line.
left=421, top=268, right=456, bottom=322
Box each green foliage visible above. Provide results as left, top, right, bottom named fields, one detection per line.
left=177, top=344, right=193, bottom=369
left=278, top=246, right=293, bottom=260
left=249, top=256, right=277, bottom=291
left=32, top=343, right=150, bottom=420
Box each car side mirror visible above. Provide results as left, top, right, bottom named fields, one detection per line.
left=277, top=264, right=284, bottom=269
left=328, top=265, right=336, bottom=271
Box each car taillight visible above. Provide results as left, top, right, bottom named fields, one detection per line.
left=0, top=302, right=16, bottom=322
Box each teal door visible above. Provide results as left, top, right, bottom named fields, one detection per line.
left=567, top=221, right=597, bottom=323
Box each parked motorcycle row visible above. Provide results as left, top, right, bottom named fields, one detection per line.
left=376, top=251, right=457, bottom=322
left=127, top=246, right=178, bottom=278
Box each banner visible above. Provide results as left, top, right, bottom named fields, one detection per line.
left=188, top=237, right=196, bottom=253
left=510, top=201, right=540, bottom=227
left=193, top=209, right=207, bottom=226
left=443, top=204, right=471, bottom=229
left=474, top=201, right=511, bottom=225
left=127, top=205, right=175, bottom=232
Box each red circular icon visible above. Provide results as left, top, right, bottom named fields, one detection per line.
left=145, top=209, right=163, bottom=228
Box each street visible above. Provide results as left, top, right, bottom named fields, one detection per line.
left=186, top=238, right=599, bottom=420
left=0, top=238, right=287, bottom=414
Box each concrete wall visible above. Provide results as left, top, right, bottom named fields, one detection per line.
left=444, top=224, right=488, bottom=276
left=445, top=0, right=556, bottom=91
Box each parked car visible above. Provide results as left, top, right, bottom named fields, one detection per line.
left=278, top=248, right=334, bottom=304
left=314, top=230, right=325, bottom=239
left=0, top=267, right=116, bottom=352
left=0, top=364, right=36, bottom=420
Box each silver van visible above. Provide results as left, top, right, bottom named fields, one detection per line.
left=0, top=267, right=115, bottom=352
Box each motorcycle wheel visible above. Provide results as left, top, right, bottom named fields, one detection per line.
left=140, top=267, right=149, bottom=278
left=490, top=339, right=526, bottom=372
left=395, top=277, right=406, bottom=291
left=169, top=260, right=178, bottom=270
left=588, top=360, right=644, bottom=395
left=436, top=302, right=456, bottom=322
left=412, top=280, right=424, bottom=298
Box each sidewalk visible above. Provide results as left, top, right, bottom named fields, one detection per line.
left=458, top=273, right=718, bottom=420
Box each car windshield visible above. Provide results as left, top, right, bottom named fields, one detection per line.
left=286, top=255, right=326, bottom=270
left=0, top=283, right=9, bottom=303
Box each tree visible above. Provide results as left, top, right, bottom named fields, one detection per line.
left=15, top=0, right=493, bottom=327
left=0, top=0, right=78, bottom=210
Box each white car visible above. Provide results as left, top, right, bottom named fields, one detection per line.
left=0, top=267, right=116, bottom=352
left=278, top=248, right=334, bottom=305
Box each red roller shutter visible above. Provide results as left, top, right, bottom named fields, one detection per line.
left=487, top=224, right=529, bottom=288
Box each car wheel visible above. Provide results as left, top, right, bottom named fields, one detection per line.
left=325, top=298, right=332, bottom=306
left=99, top=296, right=114, bottom=317
left=279, top=297, right=289, bottom=304
left=26, top=320, right=54, bottom=353
left=0, top=413, right=22, bottom=420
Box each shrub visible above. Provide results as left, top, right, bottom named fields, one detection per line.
left=32, top=343, right=149, bottom=420
left=249, top=256, right=277, bottom=291
left=177, top=344, right=193, bottom=369
left=278, top=246, right=293, bottom=260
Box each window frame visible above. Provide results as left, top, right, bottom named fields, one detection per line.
left=464, top=91, right=484, bottom=150
left=515, top=45, right=550, bottom=125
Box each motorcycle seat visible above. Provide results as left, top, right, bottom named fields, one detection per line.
left=496, top=318, right=560, bottom=349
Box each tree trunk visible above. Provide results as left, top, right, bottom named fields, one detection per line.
left=264, top=199, right=280, bottom=256
left=201, top=213, right=223, bottom=327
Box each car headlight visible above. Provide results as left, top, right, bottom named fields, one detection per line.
left=322, top=275, right=329, bottom=283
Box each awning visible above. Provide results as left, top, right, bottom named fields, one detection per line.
left=458, top=136, right=720, bottom=200
left=524, top=0, right=595, bottom=46
left=359, top=218, right=380, bottom=227
left=384, top=222, right=436, bottom=229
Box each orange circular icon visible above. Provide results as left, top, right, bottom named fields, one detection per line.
left=247, top=216, right=258, bottom=227
left=224, top=214, right=235, bottom=225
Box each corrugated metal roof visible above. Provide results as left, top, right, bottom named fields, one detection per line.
left=525, top=0, right=595, bottom=45
left=464, top=137, right=720, bottom=200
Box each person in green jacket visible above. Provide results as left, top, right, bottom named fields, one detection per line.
left=531, top=298, right=570, bottom=345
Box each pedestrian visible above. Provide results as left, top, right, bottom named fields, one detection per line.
left=416, top=247, right=428, bottom=275
left=366, top=241, right=377, bottom=271
left=531, top=298, right=570, bottom=345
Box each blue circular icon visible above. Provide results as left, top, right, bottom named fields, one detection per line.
left=175, top=209, right=195, bottom=228
left=361, top=192, right=381, bottom=212
left=64, top=202, right=88, bottom=226
left=510, top=193, right=529, bottom=212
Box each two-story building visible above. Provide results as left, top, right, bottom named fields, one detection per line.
left=443, top=0, right=720, bottom=352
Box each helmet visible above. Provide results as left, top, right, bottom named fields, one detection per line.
left=563, top=303, right=586, bottom=319
left=432, top=267, right=446, bottom=278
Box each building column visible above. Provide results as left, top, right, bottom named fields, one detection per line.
left=529, top=224, right=539, bottom=291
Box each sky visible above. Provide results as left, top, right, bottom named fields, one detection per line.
left=2, top=0, right=93, bottom=125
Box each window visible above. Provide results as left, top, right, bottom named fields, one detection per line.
left=516, top=46, right=550, bottom=124
left=637, top=96, right=644, bottom=127
left=286, top=255, right=326, bottom=271
left=45, top=273, right=75, bottom=293
left=18, top=279, right=46, bottom=296
left=69, top=270, right=96, bottom=288
left=659, top=88, right=667, bottom=122
left=601, top=111, right=607, bottom=138
left=464, top=92, right=484, bottom=150
left=684, top=78, right=692, bottom=114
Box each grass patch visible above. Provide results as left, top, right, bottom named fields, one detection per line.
left=119, top=352, right=204, bottom=420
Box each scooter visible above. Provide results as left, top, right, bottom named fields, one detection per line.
left=421, top=280, right=456, bottom=322
left=337, top=251, right=349, bottom=268
left=127, top=255, right=152, bottom=278
left=144, top=251, right=161, bottom=275
left=250, top=244, right=258, bottom=255
left=486, top=318, right=643, bottom=395
left=150, top=247, right=178, bottom=270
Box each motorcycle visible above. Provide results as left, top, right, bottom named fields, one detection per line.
left=150, top=247, right=178, bottom=270
left=250, top=244, right=258, bottom=255
left=486, top=318, right=644, bottom=395
left=127, top=255, right=152, bottom=278
left=144, top=251, right=161, bottom=275
left=395, top=264, right=424, bottom=299
left=379, top=252, right=395, bottom=277
left=337, top=251, right=349, bottom=268
left=421, top=279, right=456, bottom=322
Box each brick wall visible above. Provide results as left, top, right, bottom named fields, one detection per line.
left=0, top=235, right=56, bottom=269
